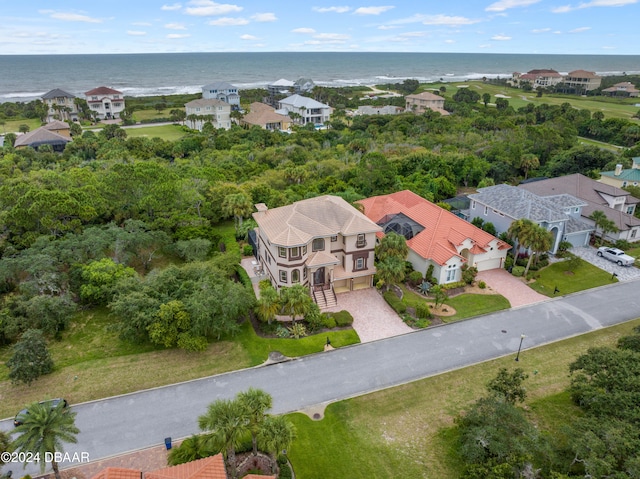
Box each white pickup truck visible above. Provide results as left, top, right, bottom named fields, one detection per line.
left=597, top=247, right=635, bottom=266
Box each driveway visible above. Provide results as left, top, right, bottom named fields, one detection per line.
left=477, top=269, right=548, bottom=308
left=570, top=246, right=640, bottom=281
left=325, top=288, right=412, bottom=342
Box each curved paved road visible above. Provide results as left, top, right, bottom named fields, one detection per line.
left=3, top=279, right=640, bottom=476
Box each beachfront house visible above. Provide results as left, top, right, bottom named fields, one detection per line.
left=202, top=81, right=240, bottom=109
left=509, top=69, right=563, bottom=90
left=276, top=94, right=330, bottom=126
left=404, top=92, right=449, bottom=116
left=561, top=70, right=602, bottom=95
left=358, top=190, right=510, bottom=284
left=84, top=86, right=125, bottom=120
left=240, top=102, right=292, bottom=130
left=522, top=173, right=640, bottom=244
left=468, top=184, right=593, bottom=254
left=41, top=89, right=79, bottom=123
left=185, top=98, right=231, bottom=131
left=252, top=196, right=382, bottom=307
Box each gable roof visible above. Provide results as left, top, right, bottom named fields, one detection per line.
left=202, top=81, right=237, bottom=91
left=566, top=70, right=599, bottom=78
left=145, top=455, right=227, bottom=479
left=270, top=78, right=295, bottom=87
left=85, top=86, right=122, bottom=96
left=279, top=94, right=328, bottom=110
left=405, top=91, right=444, bottom=101
left=358, top=190, right=509, bottom=266
left=14, top=127, right=71, bottom=148
left=42, top=88, right=76, bottom=99
left=185, top=98, right=229, bottom=108
left=468, top=184, right=569, bottom=223
left=601, top=168, right=640, bottom=182
left=253, top=195, right=382, bottom=247
left=43, top=120, right=70, bottom=131
left=242, top=102, right=290, bottom=127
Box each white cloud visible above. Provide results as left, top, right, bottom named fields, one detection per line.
left=292, top=27, right=316, bottom=33
left=132, top=22, right=152, bottom=26
left=479, top=43, right=492, bottom=48
left=185, top=1, right=243, bottom=16
left=167, top=33, right=191, bottom=38
left=353, top=6, right=395, bottom=15
left=252, top=13, right=277, bottom=22
left=240, top=34, right=258, bottom=40
left=312, top=6, right=351, bottom=13
left=400, top=31, right=427, bottom=37
left=165, top=23, right=186, bottom=29
left=39, top=10, right=102, bottom=23
left=569, top=26, right=591, bottom=32
left=531, top=27, right=551, bottom=32
left=127, top=30, right=147, bottom=36
left=492, top=34, right=512, bottom=40
left=208, top=17, right=249, bottom=25
left=314, top=32, right=351, bottom=40
left=377, top=25, right=398, bottom=30
left=444, top=39, right=456, bottom=43
left=553, top=0, right=636, bottom=12
left=161, top=3, right=182, bottom=10
left=389, top=14, right=481, bottom=26
left=552, top=5, right=572, bottom=12
left=486, top=0, right=541, bottom=11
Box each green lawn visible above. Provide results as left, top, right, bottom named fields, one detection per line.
left=124, top=124, right=186, bottom=141
left=133, top=108, right=174, bottom=121
left=287, top=318, right=640, bottom=479
left=1, top=118, right=42, bottom=134
left=528, top=257, right=618, bottom=297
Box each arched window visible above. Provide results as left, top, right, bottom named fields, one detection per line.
left=292, top=269, right=300, bottom=283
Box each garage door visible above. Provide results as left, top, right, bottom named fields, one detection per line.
left=475, top=257, right=503, bottom=272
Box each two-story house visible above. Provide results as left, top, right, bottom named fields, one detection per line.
left=509, top=69, right=563, bottom=90
left=84, top=86, right=125, bottom=120
left=404, top=91, right=449, bottom=116
left=523, top=173, right=640, bottom=243
left=468, top=184, right=594, bottom=254
left=276, top=94, right=330, bottom=126
left=41, top=89, right=79, bottom=123
left=358, top=191, right=510, bottom=284
left=562, top=70, right=602, bottom=95
left=184, top=98, right=231, bottom=131
left=202, top=81, right=240, bottom=109
left=240, top=102, right=292, bottom=131
left=602, top=82, right=640, bottom=98
left=252, top=196, right=382, bottom=306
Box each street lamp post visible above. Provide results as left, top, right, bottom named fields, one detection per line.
left=515, top=334, right=525, bottom=361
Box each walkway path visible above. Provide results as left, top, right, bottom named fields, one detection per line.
left=477, top=269, right=548, bottom=307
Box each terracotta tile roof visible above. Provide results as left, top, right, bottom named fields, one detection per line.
left=145, top=455, right=227, bottom=479
left=91, top=467, right=142, bottom=479
left=242, top=102, right=290, bottom=128
left=358, top=190, right=509, bottom=266
left=253, top=195, right=382, bottom=247
left=85, top=86, right=123, bottom=96
left=566, top=70, right=599, bottom=78
left=405, top=91, right=444, bottom=101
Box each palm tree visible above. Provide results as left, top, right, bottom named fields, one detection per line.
left=198, top=398, right=250, bottom=479
left=11, top=401, right=79, bottom=479
left=523, top=224, right=553, bottom=276
left=222, top=192, right=254, bottom=235
left=376, top=255, right=406, bottom=291
left=520, top=153, right=540, bottom=180
left=589, top=210, right=608, bottom=245
left=237, top=388, right=272, bottom=456
left=280, top=284, right=312, bottom=323
left=600, top=218, right=619, bottom=244
left=256, top=285, right=280, bottom=324
left=257, top=415, right=297, bottom=475
left=507, top=218, right=535, bottom=258
left=375, top=232, right=409, bottom=262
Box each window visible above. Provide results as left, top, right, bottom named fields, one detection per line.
left=302, top=244, right=307, bottom=255
left=292, top=269, right=300, bottom=283
left=471, top=201, right=476, bottom=209
left=290, top=246, right=301, bottom=259
left=356, top=234, right=366, bottom=248
left=632, top=229, right=638, bottom=239
left=446, top=267, right=457, bottom=283
left=355, top=258, right=365, bottom=270
left=627, top=206, right=635, bottom=215
left=279, top=270, right=287, bottom=283
left=575, top=207, right=580, bottom=213
left=331, top=235, right=337, bottom=242
left=303, top=268, right=307, bottom=279
left=312, top=238, right=325, bottom=251
left=278, top=247, right=286, bottom=258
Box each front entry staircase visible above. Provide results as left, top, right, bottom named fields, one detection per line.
left=313, top=285, right=337, bottom=309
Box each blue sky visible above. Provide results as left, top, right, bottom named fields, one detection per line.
left=1, top=0, right=639, bottom=55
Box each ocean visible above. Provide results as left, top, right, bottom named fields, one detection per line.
left=1, top=52, right=639, bottom=103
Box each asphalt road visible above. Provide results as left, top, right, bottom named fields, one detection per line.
left=2, top=279, right=640, bottom=476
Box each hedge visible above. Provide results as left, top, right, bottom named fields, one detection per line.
left=383, top=290, right=406, bottom=314
left=328, top=310, right=354, bottom=327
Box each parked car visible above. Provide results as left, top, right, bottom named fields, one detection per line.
left=14, top=398, right=68, bottom=427
left=597, top=247, right=635, bottom=266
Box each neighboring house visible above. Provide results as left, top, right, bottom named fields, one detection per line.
left=268, top=78, right=296, bottom=98
left=355, top=105, right=403, bottom=116
left=202, top=81, right=240, bottom=109
left=185, top=98, right=231, bottom=131
left=468, top=184, right=594, bottom=254
left=41, top=88, right=79, bottom=123
left=276, top=94, right=331, bottom=125
left=509, top=69, right=563, bottom=89
left=562, top=70, right=602, bottom=94
left=600, top=159, right=640, bottom=189
left=358, top=190, right=510, bottom=285
left=602, top=82, right=640, bottom=98
left=14, top=121, right=72, bottom=151
left=404, top=91, right=449, bottom=116
left=252, top=196, right=382, bottom=306
left=84, top=86, right=125, bottom=120
left=294, top=77, right=315, bottom=94
left=240, top=102, right=292, bottom=130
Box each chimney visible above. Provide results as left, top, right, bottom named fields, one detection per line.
left=255, top=203, right=268, bottom=213
left=614, top=164, right=623, bottom=176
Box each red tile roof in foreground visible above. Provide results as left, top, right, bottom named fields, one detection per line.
left=91, top=467, right=142, bottom=479
left=145, top=455, right=227, bottom=479
left=358, top=190, right=509, bottom=266
left=85, top=86, right=122, bottom=96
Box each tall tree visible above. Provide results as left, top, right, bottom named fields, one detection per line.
left=280, top=284, right=313, bottom=323
left=507, top=218, right=535, bottom=258
left=222, top=192, right=254, bottom=235
left=523, top=223, right=552, bottom=276
left=237, top=388, right=273, bottom=456
left=589, top=210, right=607, bottom=245
left=6, top=329, right=53, bottom=385
left=11, top=401, right=79, bottom=479
left=375, top=232, right=409, bottom=262
left=256, top=284, right=280, bottom=324
left=257, top=415, right=297, bottom=475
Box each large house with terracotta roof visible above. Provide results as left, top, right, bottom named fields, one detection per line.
left=404, top=91, right=449, bottom=116
left=240, top=102, right=292, bottom=131
left=602, top=81, right=640, bottom=98
left=252, top=196, right=382, bottom=306
left=358, top=190, right=509, bottom=284
left=14, top=120, right=72, bottom=151
left=562, top=70, right=602, bottom=94
left=85, top=86, right=126, bottom=120
left=509, top=69, right=563, bottom=90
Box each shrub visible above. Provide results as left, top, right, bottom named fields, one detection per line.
left=478, top=281, right=486, bottom=289
left=461, top=265, right=478, bottom=285
left=305, top=308, right=324, bottom=333
left=235, top=265, right=253, bottom=292
left=276, top=325, right=290, bottom=338
left=512, top=266, right=525, bottom=277
left=442, top=281, right=466, bottom=290
left=415, top=302, right=432, bottom=319
left=482, top=222, right=497, bottom=236
left=321, top=316, right=337, bottom=329
left=615, top=239, right=632, bottom=250
left=331, top=310, right=354, bottom=327
left=414, top=318, right=431, bottom=328
left=383, top=290, right=406, bottom=314
left=408, top=270, right=424, bottom=287
left=557, top=240, right=572, bottom=255
left=242, top=244, right=253, bottom=256
left=504, top=255, right=514, bottom=270
left=288, top=322, right=307, bottom=339
left=425, top=264, right=435, bottom=283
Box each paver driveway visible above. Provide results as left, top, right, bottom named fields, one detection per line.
left=570, top=246, right=640, bottom=281
left=477, top=269, right=548, bottom=308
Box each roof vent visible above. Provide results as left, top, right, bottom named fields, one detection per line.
left=614, top=164, right=623, bottom=176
